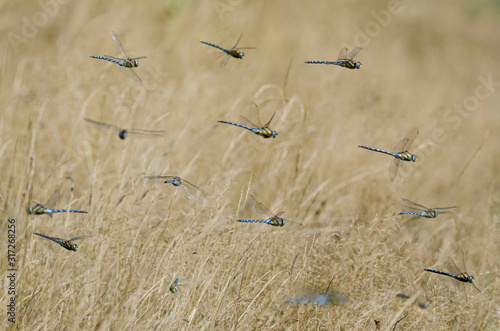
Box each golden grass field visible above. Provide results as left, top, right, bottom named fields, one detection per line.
left=2, top=0, right=500, bottom=329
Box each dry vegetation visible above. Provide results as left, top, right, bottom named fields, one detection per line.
left=1, top=0, right=500, bottom=330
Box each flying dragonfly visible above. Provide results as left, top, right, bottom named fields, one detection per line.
left=146, top=175, right=208, bottom=203
left=169, top=278, right=181, bottom=293
left=34, top=232, right=93, bottom=251
left=358, top=127, right=419, bottom=182
left=236, top=195, right=302, bottom=229
left=218, top=112, right=278, bottom=139
left=90, top=30, right=146, bottom=83
left=27, top=191, right=87, bottom=218
left=399, top=199, right=457, bottom=218
left=201, top=34, right=255, bottom=67
left=305, top=47, right=362, bottom=69
left=84, top=118, right=165, bottom=140
left=424, top=269, right=482, bottom=294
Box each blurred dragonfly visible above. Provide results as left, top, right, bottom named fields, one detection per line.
left=84, top=118, right=165, bottom=140
left=396, top=293, right=427, bottom=309
left=399, top=199, right=457, bottom=218
left=34, top=232, right=93, bottom=251
left=285, top=293, right=347, bottom=305
left=27, top=191, right=87, bottom=218
left=201, top=34, right=255, bottom=67
left=218, top=112, right=278, bottom=139
left=236, top=195, right=302, bottom=229
left=146, top=175, right=208, bottom=203
left=305, top=47, right=362, bottom=69
left=90, top=31, right=146, bottom=83
left=359, top=127, right=419, bottom=182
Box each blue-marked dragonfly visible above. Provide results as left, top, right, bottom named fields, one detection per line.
left=236, top=195, right=301, bottom=229
left=90, top=31, right=146, bottom=83
left=424, top=269, right=482, bottom=294
left=359, top=127, right=419, bottom=182
left=218, top=112, right=278, bottom=139
left=305, top=47, right=362, bottom=69
left=169, top=278, right=180, bottom=293
left=145, top=175, right=208, bottom=203
left=285, top=293, right=348, bottom=305
left=34, top=232, right=93, bottom=251
left=84, top=118, right=165, bottom=140
left=399, top=199, right=457, bottom=218
left=27, top=191, right=87, bottom=218
left=201, top=34, right=255, bottom=67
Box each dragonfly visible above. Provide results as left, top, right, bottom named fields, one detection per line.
left=201, top=34, right=255, bottom=68
left=358, top=127, right=419, bottom=182
left=399, top=198, right=457, bottom=218
left=90, top=31, right=146, bottom=83
left=34, top=232, right=93, bottom=251
left=424, top=269, right=482, bottom=294
left=27, top=191, right=87, bottom=218
left=285, top=293, right=348, bottom=305
left=305, top=47, right=362, bottom=69
left=145, top=175, right=208, bottom=203
left=218, top=112, right=278, bottom=139
left=84, top=118, right=165, bottom=140
left=236, top=195, right=302, bottom=229
left=169, top=278, right=180, bottom=293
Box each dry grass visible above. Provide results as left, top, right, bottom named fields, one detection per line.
left=1, top=0, right=500, bottom=330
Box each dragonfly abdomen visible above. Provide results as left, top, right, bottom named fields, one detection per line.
left=358, top=145, right=396, bottom=157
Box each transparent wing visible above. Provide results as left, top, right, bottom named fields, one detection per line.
left=69, top=235, right=94, bottom=242
left=433, top=206, right=458, bottom=211
left=347, top=47, right=362, bottom=60
left=219, top=54, right=231, bottom=68
left=337, top=48, right=348, bottom=61
left=44, top=190, right=60, bottom=209
left=231, top=34, right=243, bottom=50
left=127, top=129, right=165, bottom=137
left=389, top=158, right=402, bottom=182
left=393, top=128, right=419, bottom=152
left=117, top=66, right=142, bottom=84
left=401, top=199, right=429, bottom=211
left=262, top=112, right=276, bottom=128
left=179, top=179, right=208, bottom=204
left=84, top=118, right=120, bottom=134
left=110, top=30, right=129, bottom=58
left=239, top=115, right=260, bottom=128
left=248, top=194, right=273, bottom=216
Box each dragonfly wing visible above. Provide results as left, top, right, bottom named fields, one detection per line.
left=69, top=235, right=94, bottom=242
left=219, top=54, right=231, bottom=68
left=127, top=129, right=165, bottom=137
left=239, top=115, right=260, bottom=128
left=232, top=34, right=243, bottom=49
left=389, top=158, right=402, bottom=182
left=248, top=195, right=273, bottom=216
left=176, top=185, right=195, bottom=200
left=45, top=190, right=60, bottom=209
left=401, top=199, right=429, bottom=211
left=347, top=47, right=362, bottom=60
left=117, top=66, right=142, bottom=84
left=84, top=118, right=119, bottom=134
left=337, top=47, right=348, bottom=61
left=182, top=179, right=208, bottom=203
left=110, top=31, right=129, bottom=58
left=263, top=112, right=276, bottom=127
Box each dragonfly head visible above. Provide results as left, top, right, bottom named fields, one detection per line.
left=411, top=154, right=417, bottom=162
left=27, top=206, right=33, bottom=214
left=355, top=61, right=362, bottom=69
left=132, top=59, right=140, bottom=67
left=119, top=130, right=127, bottom=139
left=70, top=243, right=79, bottom=251
left=238, top=51, right=245, bottom=59
left=468, top=274, right=475, bottom=283
left=271, top=130, right=278, bottom=138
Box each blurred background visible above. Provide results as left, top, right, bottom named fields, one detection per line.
left=1, top=0, right=499, bottom=329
